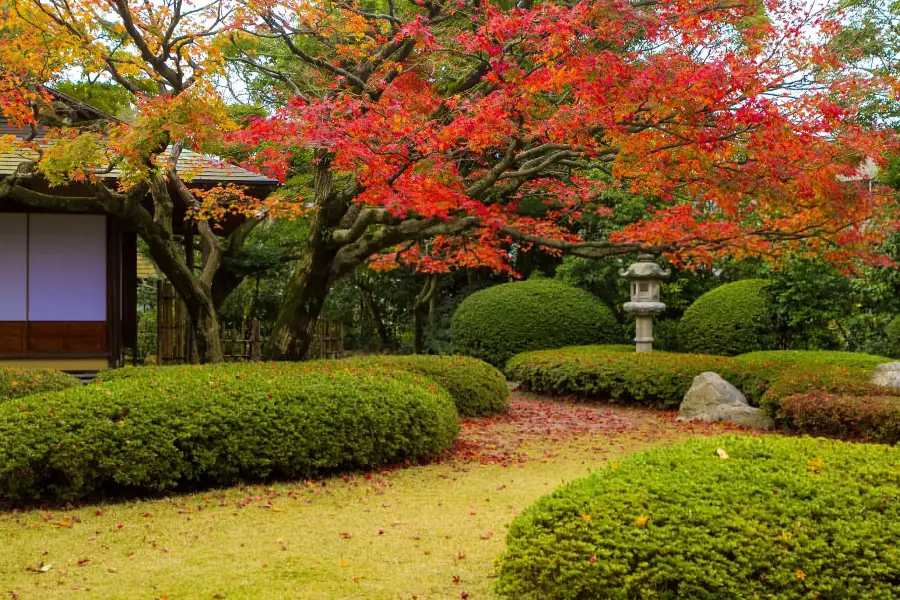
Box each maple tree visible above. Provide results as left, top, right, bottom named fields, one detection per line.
left=0, top=0, right=897, bottom=361
left=225, top=0, right=897, bottom=358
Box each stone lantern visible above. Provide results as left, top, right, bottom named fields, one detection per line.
left=620, top=254, right=670, bottom=352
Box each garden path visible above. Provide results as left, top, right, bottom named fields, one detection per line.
left=1, top=393, right=740, bottom=600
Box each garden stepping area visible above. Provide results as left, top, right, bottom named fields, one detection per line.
left=1, top=393, right=739, bottom=600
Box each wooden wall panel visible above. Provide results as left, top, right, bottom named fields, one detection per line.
left=0, top=322, right=27, bottom=355
left=28, top=322, right=69, bottom=353
left=68, top=322, right=108, bottom=354
left=0, top=322, right=108, bottom=356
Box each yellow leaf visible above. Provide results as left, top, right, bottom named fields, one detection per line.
left=716, top=448, right=729, bottom=460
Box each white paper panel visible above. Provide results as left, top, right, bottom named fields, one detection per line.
left=0, top=214, right=28, bottom=320
left=28, top=214, right=107, bottom=321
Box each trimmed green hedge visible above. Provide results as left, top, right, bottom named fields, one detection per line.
left=507, top=346, right=895, bottom=419
left=0, top=363, right=459, bottom=502
left=101, top=355, right=510, bottom=418
left=498, top=435, right=900, bottom=599
left=679, top=279, right=773, bottom=356
left=506, top=347, right=769, bottom=408
left=0, top=367, right=80, bottom=401
left=736, top=349, right=892, bottom=370
left=451, top=279, right=622, bottom=368
left=337, top=355, right=510, bottom=417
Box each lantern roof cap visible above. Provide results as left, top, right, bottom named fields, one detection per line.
left=619, top=254, right=671, bottom=280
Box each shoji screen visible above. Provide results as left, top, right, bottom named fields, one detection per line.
left=28, top=214, right=107, bottom=321
left=0, top=215, right=28, bottom=320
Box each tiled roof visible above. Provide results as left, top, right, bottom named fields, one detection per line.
left=0, top=121, right=278, bottom=187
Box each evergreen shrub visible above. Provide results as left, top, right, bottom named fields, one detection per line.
left=102, top=355, right=510, bottom=418
left=338, top=354, right=510, bottom=417
left=0, top=367, right=80, bottom=401
left=451, top=279, right=622, bottom=367
left=498, top=435, right=900, bottom=599
left=0, top=363, right=458, bottom=502
left=679, top=279, right=774, bottom=356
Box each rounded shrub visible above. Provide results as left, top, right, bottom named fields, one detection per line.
left=451, top=279, right=622, bottom=367
left=338, top=354, right=510, bottom=417
left=679, top=279, right=774, bottom=356
left=0, top=363, right=458, bottom=502
left=498, top=435, right=900, bottom=600
left=0, top=367, right=79, bottom=401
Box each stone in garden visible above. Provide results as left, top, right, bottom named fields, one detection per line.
left=678, top=372, right=775, bottom=430
left=870, top=363, right=900, bottom=390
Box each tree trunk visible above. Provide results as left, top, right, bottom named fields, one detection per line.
left=414, top=276, right=439, bottom=354
left=141, top=226, right=225, bottom=363
left=144, top=173, right=225, bottom=363
left=266, top=249, right=337, bottom=360
left=265, top=152, right=350, bottom=361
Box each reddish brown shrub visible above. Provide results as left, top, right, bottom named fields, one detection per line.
left=780, top=392, right=900, bottom=443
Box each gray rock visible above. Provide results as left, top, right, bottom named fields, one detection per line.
left=871, top=363, right=900, bottom=390
left=678, top=372, right=775, bottom=430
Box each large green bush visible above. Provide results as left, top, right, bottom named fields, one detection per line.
left=0, top=367, right=80, bottom=401
left=338, top=354, right=510, bottom=417
left=498, top=435, right=900, bottom=599
left=101, top=355, right=510, bottom=418
left=0, top=363, right=458, bottom=502
left=451, top=279, right=622, bottom=368
left=679, top=279, right=774, bottom=356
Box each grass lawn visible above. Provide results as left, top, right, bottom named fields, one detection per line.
left=1, top=393, right=739, bottom=600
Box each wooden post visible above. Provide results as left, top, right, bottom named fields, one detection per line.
left=174, top=298, right=186, bottom=363
left=157, top=281, right=176, bottom=365
left=250, top=319, right=262, bottom=361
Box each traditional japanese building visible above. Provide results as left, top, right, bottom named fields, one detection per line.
left=0, top=88, right=277, bottom=372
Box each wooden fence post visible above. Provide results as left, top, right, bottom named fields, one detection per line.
left=250, top=319, right=262, bottom=361
left=157, top=281, right=175, bottom=365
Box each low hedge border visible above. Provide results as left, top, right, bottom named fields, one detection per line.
left=0, top=363, right=459, bottom=502
left=506, top=347, right=765, bottom=409
left=498, top=435, right=900, bottom=599
left=101, top=354, right=510, bottom=418
left=506, top=347, right=897, bottom=434
left=780, top=392, right=900, bottom=443
left=735, top=350, right=893, bottom=370
left=0, top=367, right=80, bottom=401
